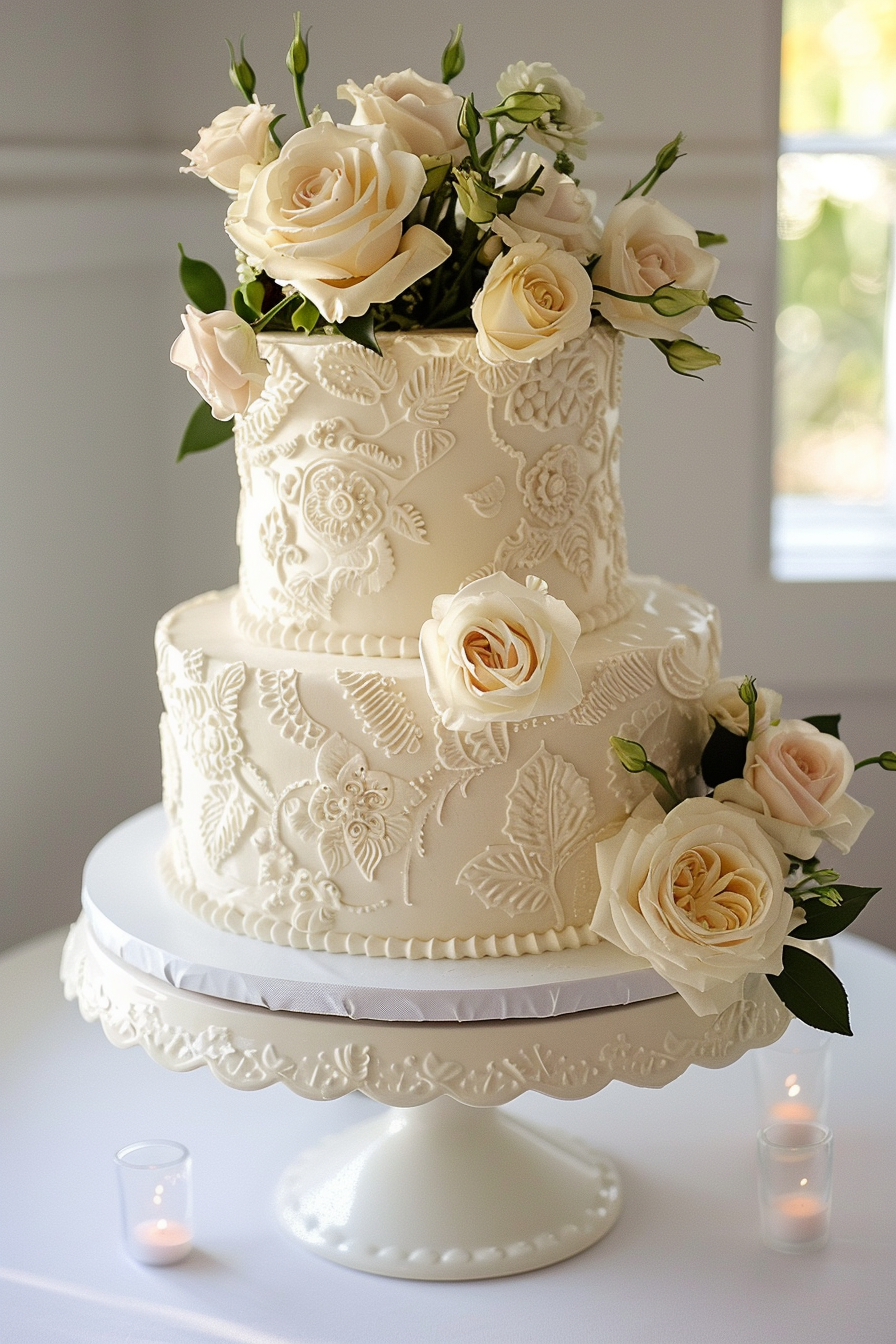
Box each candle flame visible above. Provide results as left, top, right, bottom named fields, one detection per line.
left=800, top=1177, right=808, bottom=1186
left=787, top=1083, right=801, bottom=1097
left=157, top=1219, right=168, bottom=1230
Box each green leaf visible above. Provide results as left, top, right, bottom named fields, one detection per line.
left=792, top=884, right=880, bottom=940
left=804, top=713, right=841, bottom=739
left=701, top=721, right=748, bottom=788
left=696, top=230, right=728, bottom=247
left=291, top=296, right=320, bottom=332
left=767, top=944, right=852, bottom=1035
left=177, top=400, right=234, bottom=461
left=335, top=311, right=381, bottom=355
left=232, top=289, right=256, bottom=323
left=240, top=280, right=266, bottom=318
left=178, top=245, right=226, bottom=314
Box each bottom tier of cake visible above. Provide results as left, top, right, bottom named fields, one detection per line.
left=156, top=575, right=719, bottom=958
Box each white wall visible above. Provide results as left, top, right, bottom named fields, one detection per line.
left=1, top=0, right=894, bottom=953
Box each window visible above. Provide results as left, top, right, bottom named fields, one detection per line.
left=773, top=0, right=896, bottom=579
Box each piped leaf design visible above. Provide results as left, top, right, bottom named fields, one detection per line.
left=399, top=359, right=468, bottom=425
left=414, top=428, right=455, bottom=471
left=464, top=476, right=505, bottom=519
left=315, top=345, right=397, bottom=404
left=388, top=502, right=428, bottom=544
left=556, top=514, right=595, bottom=584
left=458, top=745, right=596, bottom=925
left=435, top=721, right=509, bottom=772
left=568, top=651, right=657, bottom=725
left=258, top=670, right=327, bottom=749
left=495, top=519, right=554, bottom=572
left=336, top=670, right=424, bottom=756
left=506, top=745, right=596, bottom=874
left=458, top=848, right=553, bottom=915
left=199, top=782, right=254, bottom=869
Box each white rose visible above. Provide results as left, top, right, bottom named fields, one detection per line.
left=420, top=572, right=582, bottom=731
left=180, top=101, right=279, bottom=195
left=591, top=796, right=796, bottom=1016
left=338, top=70, right=466, bottom=162
left=225, top=121, right=451, bottom=323
left=592, top=197, right=719, bottom=340
left=715, top=720, right=873, bottom=856
left=496, top=61, right=600, bottom=159
left=472, top=241, right=593, bottom=364
left=491, top=153, right=603, bottom=262
left=170, top=306, right=268, bottom=420
left=703, top=677, right=783, bottom=737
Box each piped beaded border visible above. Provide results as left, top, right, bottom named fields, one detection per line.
left=159, top=843, right=600, bottom=961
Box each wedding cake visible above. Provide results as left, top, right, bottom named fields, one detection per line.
left=158, top=325, right=719, bottom=956
left=159, top=23, right=884, bottom=1030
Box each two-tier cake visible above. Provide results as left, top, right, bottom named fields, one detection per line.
left=157, top=327, right=720, bottom=957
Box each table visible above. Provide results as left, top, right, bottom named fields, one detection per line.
left=2, top=930, right=895, bottom=1343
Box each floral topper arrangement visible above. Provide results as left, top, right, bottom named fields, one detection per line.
left=170, top=14, right=749, bottom=458
left=599, top=676, right=895, bottom=1034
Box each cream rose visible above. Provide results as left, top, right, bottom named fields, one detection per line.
left=419, top=572, right=582, bottom=731
left=180, top=101, right=279, bottom=195
left=496, top=61, right=600, bottom=159
left=592, top=197, right=719, bottom=340
left=338, top=70, right=466, bottom=162
left=703, top=677, right=782, bottom=737
left=591, top=796, right=796, bottom=1016
left=492, top=153, right=603, bottom=262
left=715, top=720, right=873, bottom=857
left=472, top=241, right=593, bottom=364
left=170, top=306, right=268, bottom=420
left=225, top=121, right=451, bottom=323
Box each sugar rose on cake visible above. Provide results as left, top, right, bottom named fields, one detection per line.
left=590, top=796, right=798, bottom=1017
left=419, top=573, right=582, bottom=731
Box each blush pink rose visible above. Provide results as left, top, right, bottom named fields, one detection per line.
left=746, top=719, right=853, bottom=829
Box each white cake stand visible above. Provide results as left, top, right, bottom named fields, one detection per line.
left=62, top=808, right=790, bottom=1281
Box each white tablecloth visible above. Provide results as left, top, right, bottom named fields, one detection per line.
left=2, top=930, right=894, bottom=1344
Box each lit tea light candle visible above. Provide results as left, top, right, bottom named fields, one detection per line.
left=132, top=1217, right=193, bottom=1266
left=766, top=1193, right=829, bottom=1246
left=115, top=1141, right=194, bottom=1268
left=757, top=1122, right=833, bottom=1253
left=769, top=1099, right=816, bottom=1122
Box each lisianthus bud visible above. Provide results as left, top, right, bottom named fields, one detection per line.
left=441, top=24, right=465, bottom=84
left=227, top=38, right=256, bottom=101
left=652, top=338, right=721, bottom=377
left=454, top=168, right=500, bottom=224
left=286, top=11, right=309, bottom=78
left=709, top=293, right=753, bottom=326
left=610, top=736, right=648, bottom=774
left=486, top=90, right=562, bottom=125
left=649, top=285, right=708, bottom=318
left=457, top=96, right=481, bottom=145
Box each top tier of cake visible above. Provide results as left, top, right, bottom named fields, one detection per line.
left=233, top=327, right=633, bottom=656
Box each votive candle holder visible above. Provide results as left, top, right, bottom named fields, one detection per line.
left=115, top=1140, right=193, bottom=1266
left=757, top=1121, right=833, bottom=1253
left=753, top=1018, right=831, bottom=1125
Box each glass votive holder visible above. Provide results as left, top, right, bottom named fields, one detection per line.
left=115, top=1141, right=193, bottom=1266
left=753, top=1018, right=832, bottom=1125
left=757, top=1121, right=833, bottom=1253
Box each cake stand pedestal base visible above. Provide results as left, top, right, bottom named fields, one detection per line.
left=275, top=1095, right=620, bottom=1279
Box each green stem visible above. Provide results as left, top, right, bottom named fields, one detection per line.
left=645, top=762, right=681, bottom=807
left=252, top=291, right=296, bottom=332
left=427, top=229, right=482, bottom=325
